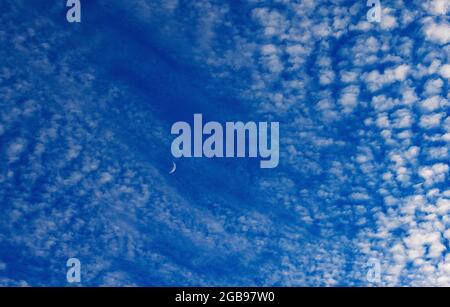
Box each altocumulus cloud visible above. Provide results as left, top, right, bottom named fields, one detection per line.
left=0, top=0, right=449, bottom=286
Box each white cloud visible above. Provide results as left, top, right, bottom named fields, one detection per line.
left=339, top=85, right=360, bottom=114
left=419, top=96, right=445, bottom=112
left=420, top=113, right=445, bottom=129
left=381, top=10, right=398, bottom=30
left=7, top=138, right=27, bottom=163
left=350, top=192, right=370, bottom=201
left=260, top=44, right=283, bottom=73
left=423, top=19, right=450, bottom=44
left=392, top=109, right=414, bottom=129
left=424, top=78, right=444, bottom=95
left=423, top=0, right=449, bottom=15
left=363, top=64, right=410, bottom=91
left=99, top=172, right=114, bottom=184
left=439, top=64, right=450, bottom=80
left=436, top=198, right=450, bottom=215
left=419, top=163, right=449, bottom=186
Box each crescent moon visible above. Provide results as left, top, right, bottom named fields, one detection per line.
left=169, top=162, right=177, bottom=174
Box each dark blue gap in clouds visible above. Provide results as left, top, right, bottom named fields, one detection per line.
left=68, top=4, right=302, bottom=206
left=73, top=4, right=334, bottom=271
left=89, top=4, right=342, bottom=251
left=0, top=242, right=57, bottom=285
left=80, top=1, right=250, bottom=121
left=59, top=2, right=352, bottom=221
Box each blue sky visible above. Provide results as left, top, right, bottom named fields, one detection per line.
left=0, top=0, right=449, bottom=286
